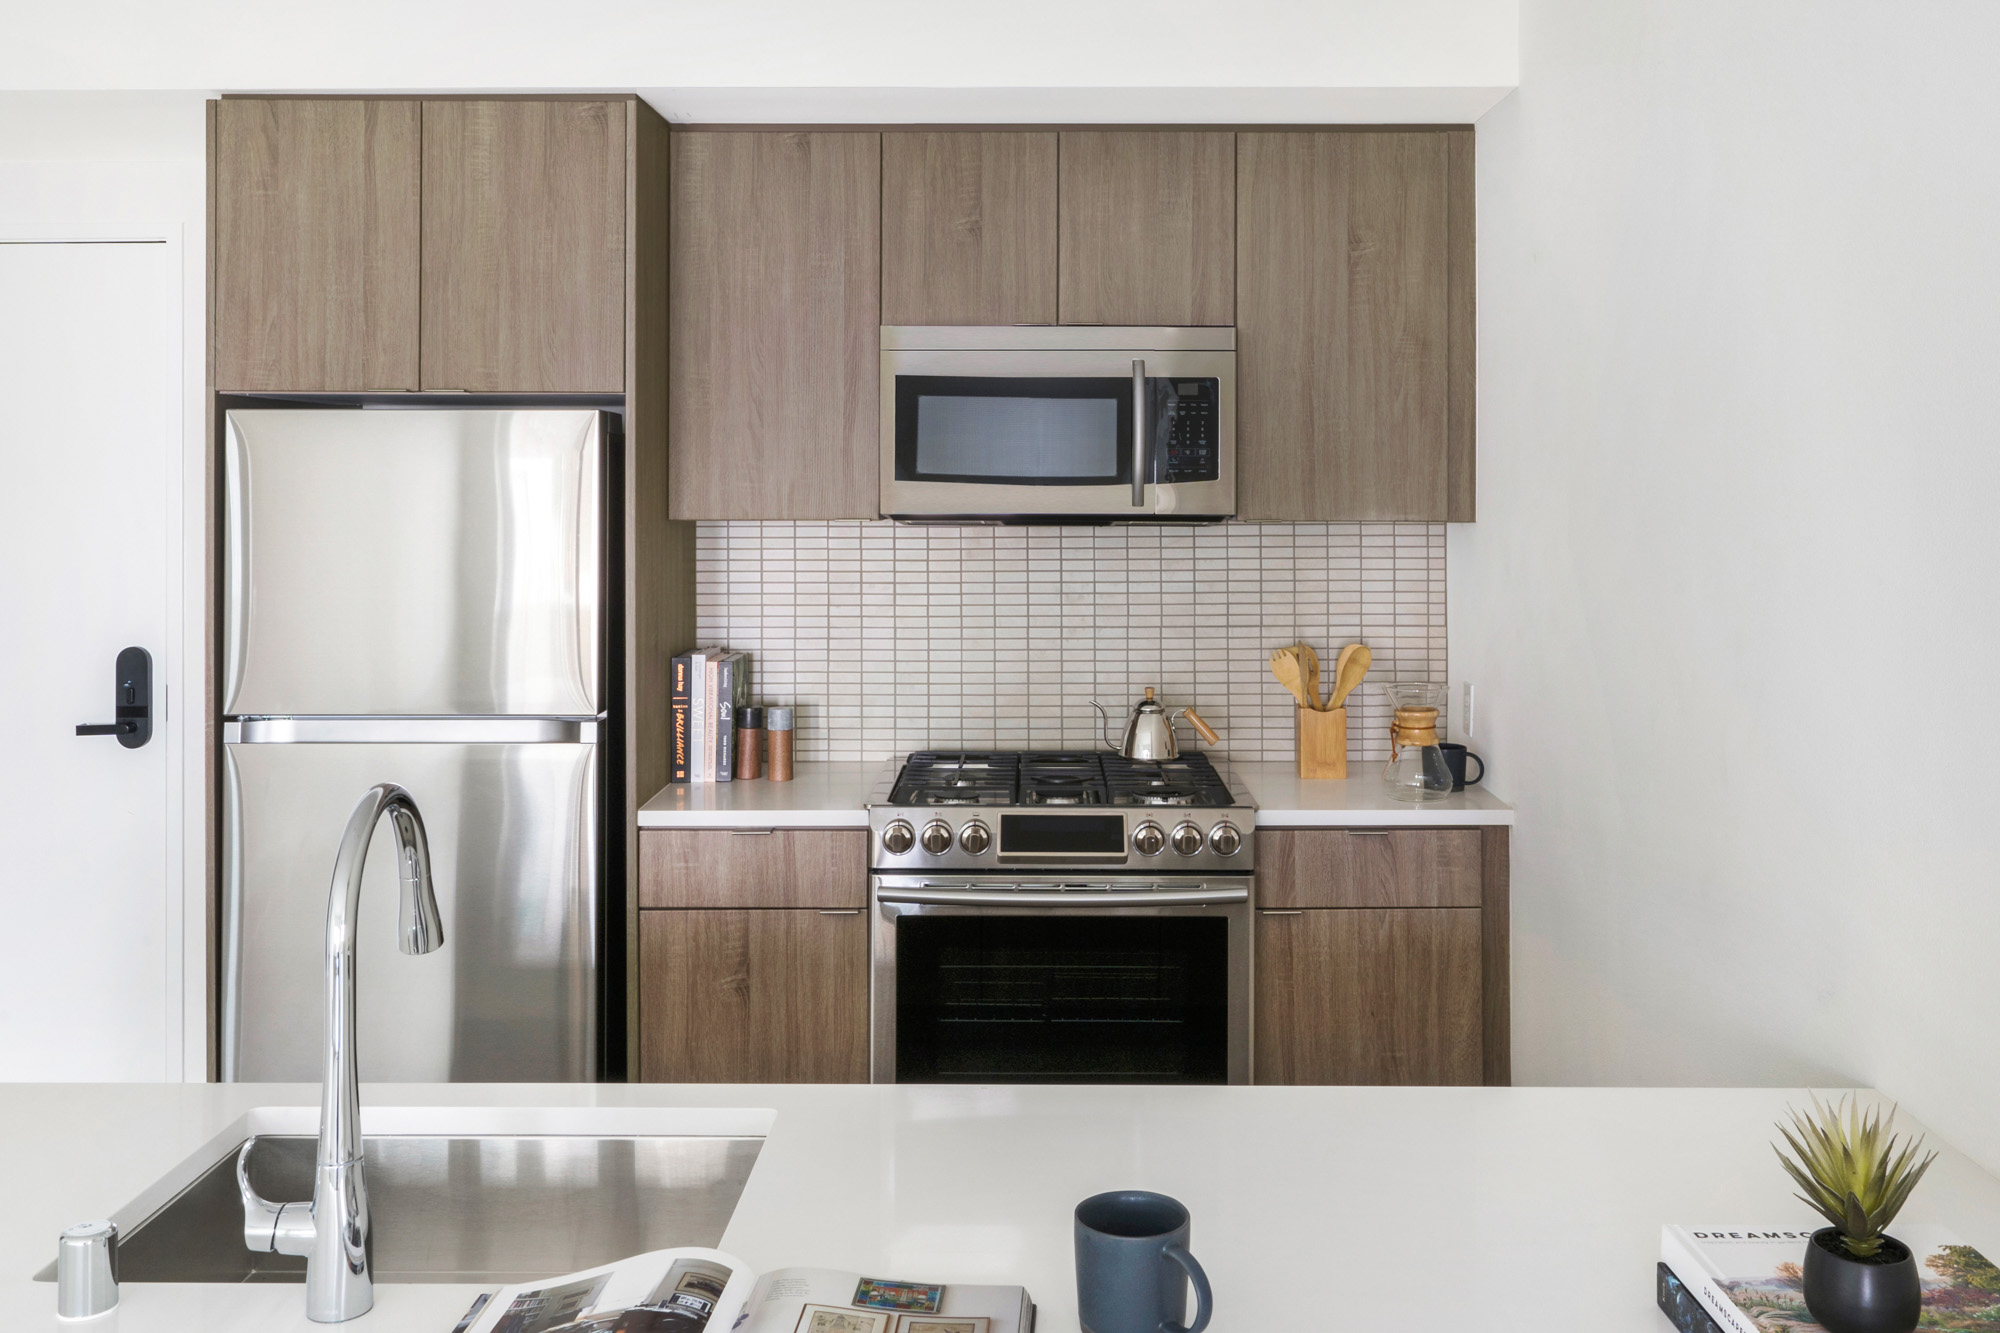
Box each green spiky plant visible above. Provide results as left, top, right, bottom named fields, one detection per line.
left=1774, top=1094, right=1937, bottom=1259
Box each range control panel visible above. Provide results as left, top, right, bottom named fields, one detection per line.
left=869, top=807, right=1253, bottom=874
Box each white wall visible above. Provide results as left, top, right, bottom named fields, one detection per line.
left=1457, top=0, right=2000, bottom=1167
left=0, top=92, right=212, bottom=1079
left=0, top=0, right=1516, bottom=122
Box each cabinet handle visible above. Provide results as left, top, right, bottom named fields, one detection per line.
left=1259, top=909, right=1302, bottom=916
left=729, top=829, right=776, bottom=837
left=1346, top=830, right=1391, bottom=838
left=1131, top=358, right=1147, bottom=508
left=818, top=910, right=861, bottom=916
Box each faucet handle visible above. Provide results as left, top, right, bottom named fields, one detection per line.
left=237, top=1138, right=315, bottom=1258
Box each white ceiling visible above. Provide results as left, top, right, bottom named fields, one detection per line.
left=0, top=0, right=1517, bottom=123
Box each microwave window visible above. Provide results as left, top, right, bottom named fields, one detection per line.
left=917, top=396, right=1117, bottom=478
left=895, top=376, right=1133, bottom=486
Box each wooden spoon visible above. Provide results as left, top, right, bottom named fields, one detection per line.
left=1327, top=643, right=1373, bottom=711
left=1268, top=647, right=1313, bottom=711
left=1299, top=642, right=1322, bottom=711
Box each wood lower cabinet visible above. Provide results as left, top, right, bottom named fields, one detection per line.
left=639, top=908, right=868, bottom=1083
left=1255, top=826, right=1508, bottom=1086
left=669, top=131, right=881, bottom=520
left=1235, top=129, right=1475, bottom=521
left=639, top=829, right=865, bottom=909
left=420, top=100, right=627, bottom=392
left=1058, top=131, right=1235, bottom=326
left=212, top=99, right=421, bottom=392
left=882, top=131, right=1058, bottom=326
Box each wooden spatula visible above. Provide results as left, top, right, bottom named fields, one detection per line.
left=1328, top=643, right=1372, bottom=711
left=1269, top=646, right=1313, bottom=711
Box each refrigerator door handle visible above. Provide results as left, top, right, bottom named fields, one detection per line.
left=225, top=717, right=598, bottom=744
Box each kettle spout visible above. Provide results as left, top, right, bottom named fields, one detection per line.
left=1090, top=700, right=1114, bottom=752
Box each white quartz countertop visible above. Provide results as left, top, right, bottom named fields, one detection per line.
left=638, top=760, right=1513, bottom=828
left=4, top=1082, right=1998, bottom=1332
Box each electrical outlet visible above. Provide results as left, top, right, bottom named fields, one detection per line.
left=1462, top=682, right=1475, bottom=739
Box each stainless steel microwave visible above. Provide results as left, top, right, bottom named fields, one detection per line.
left=880, top=325, right=1235, bottom=522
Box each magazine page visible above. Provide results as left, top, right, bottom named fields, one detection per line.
left=736, top=1267, right=1031, bottom=1333
left=463, top=1247, right=757, bottom=1333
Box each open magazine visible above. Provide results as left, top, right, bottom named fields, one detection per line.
left=457, top=1247, right=1034, bottom=1333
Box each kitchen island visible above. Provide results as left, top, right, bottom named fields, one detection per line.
left=6, top=1082, right=1998, bottom=1331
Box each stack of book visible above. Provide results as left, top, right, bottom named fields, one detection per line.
left=1658, top=1225, right=2000, bottom=1333
left=670, top=648, right=751, bottom=783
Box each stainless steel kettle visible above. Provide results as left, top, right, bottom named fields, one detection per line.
left=1092, top=688, right=1220, bottom=761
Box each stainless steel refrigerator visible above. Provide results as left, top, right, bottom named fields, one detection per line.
left=219, top=407, right=615, bottom=1083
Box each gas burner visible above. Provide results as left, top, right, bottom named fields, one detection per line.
left=1025, top=788, right=1105, bottom=806
left=1131, top=791, right=1198, bottom=806
left=887, top=750, right=1236, bottom=808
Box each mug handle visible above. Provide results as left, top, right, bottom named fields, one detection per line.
left=1465, top=752, right=1485, bottom=786
left=1161, top=1244, right=1213, bottom=1333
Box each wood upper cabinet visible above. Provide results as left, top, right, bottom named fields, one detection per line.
left=1236, top=129, right=1474, bottom=521
left=1058, top=131, right=1234, bottom=326
left=212, top=99, right=421, bottom=391
left=669, top=132, right=882, bottom=520
left=420, top=100, right=627, bottom=392
left=882, top=132, right=1058, bottom=326
left=639, top=908, right=868, bottom=1083
left=1255, top=906, right=1482, bottom=1086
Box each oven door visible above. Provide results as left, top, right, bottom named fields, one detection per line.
left=870, top=877, right=1252, bottom=1085
left=879, top=330, right=1235, bottom=521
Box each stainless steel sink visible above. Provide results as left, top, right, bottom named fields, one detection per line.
left=37, top=1106, right=770, bottom=1285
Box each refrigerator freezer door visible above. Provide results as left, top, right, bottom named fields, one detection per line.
left=224, top=409, right=601, bottom=717
left=224, top=741, right=598, bottom=1082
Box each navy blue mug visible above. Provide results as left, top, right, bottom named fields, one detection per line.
left=1075, top=1191, right=1213, bottom=1333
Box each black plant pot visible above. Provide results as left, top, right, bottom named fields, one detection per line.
left=1802, top=1227, right=1921, bottom=1333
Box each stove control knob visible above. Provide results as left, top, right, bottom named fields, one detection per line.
left=881, top=819, right=916, bottom=856
left=1131, top=821, right=1166, bottom=856
left=920, top=820, right=954, bottom=856
left=1169, top=821, right=1204, bottom=856
left=959, top=820, right=992, bottom=855
left=1208, top=821, right=1243, bottom=857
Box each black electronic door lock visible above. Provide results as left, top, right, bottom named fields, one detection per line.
left=76, top=646, right=153, bottom=749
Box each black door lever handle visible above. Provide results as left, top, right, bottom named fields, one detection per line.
left=76, top=646, right=152, bottom=749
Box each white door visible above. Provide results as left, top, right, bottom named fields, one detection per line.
left=0, top=240, right=179, bottom=1079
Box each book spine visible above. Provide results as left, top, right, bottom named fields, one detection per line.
left=687, top=651, right=708, bottom=783
left=669, top=655, right=691, bottom=784
left=1659, top=1228, right=1763, bottom=1333
left=1657, top=1263, right=1728, bottom=1333
left=716, top=655, right=736, bottom=782
left=703, top=655, right=720, bottom=782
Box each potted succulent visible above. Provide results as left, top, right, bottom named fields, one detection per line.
left=1774, top=1094, right=1938, bottom=1333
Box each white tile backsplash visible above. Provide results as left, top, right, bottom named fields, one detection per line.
left=694, top=521, right=1446, bottom=763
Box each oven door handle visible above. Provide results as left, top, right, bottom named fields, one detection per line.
left=876, top=887, right=1250, bottom=907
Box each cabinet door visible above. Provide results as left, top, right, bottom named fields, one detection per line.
left=213, top=99, right=421, bottom=391
left=882, top=131, right=1057, bottom=326
left=1257, top=828, right=1482, bottom=908
left=1255, top=907, right=1482, bottom=1085
left=1237, top=130, right=1470, bottom=521
left=639, top=909, right=868, bottom=1082
left=670, top=132, right=881, bottom=520
left=638, top=829, right=866, bottom=908
left=421, top=100, right=626, bottom=392
left=1058, top=131, right=1234, bottom=326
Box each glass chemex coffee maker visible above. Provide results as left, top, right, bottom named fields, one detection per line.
left=1381, top=682, right=1454, bottom=802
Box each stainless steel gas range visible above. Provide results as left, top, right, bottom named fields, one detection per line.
left=867, top=751, right=1254, bottom=1085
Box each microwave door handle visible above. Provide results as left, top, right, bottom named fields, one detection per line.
left=1131, top=358, right=1147, bottom=508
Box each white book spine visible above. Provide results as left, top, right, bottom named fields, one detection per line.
left=688, top=650, right=710, bottom=782
left=1659, top=1226, right=1764, bottom=1333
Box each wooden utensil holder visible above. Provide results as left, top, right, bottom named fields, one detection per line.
left=1296, top=706, right=1348, bottom=780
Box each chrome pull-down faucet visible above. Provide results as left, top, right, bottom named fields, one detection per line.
left=238, top=783, right=443, bottom=1322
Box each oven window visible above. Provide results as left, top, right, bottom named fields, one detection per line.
left=895, top=915, right=1229, bottom=1083
left=894, top=376, right=1133, bottom=486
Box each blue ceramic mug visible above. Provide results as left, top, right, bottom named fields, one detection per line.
left=1074, top=1190, right=1213, bottom=1333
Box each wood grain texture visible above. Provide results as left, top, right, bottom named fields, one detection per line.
left=212, top=98, right=420, bottom=391
left=669, top=131, right=881, bottom=520
left=1236, top=131, right=1451, bottom=520
left=881, top=131, right=1057, bottom=325
left=1057, top=131, right=1234, bottom=326
left=638, top=909, right=868, bottom=1083
left=421, top=100, right=626, bottom=391
left=1446, top=128, right=1476, bottom=522
left=640, top=829, right=867, bottom=909
left=1257, top=828, right=1483, bottom=908
left=1295, top=707, right=1348, bottom=780
left=1481, top=825, right=1511, bottom=1086
left=1254, top=907, right=1483, bottom=1085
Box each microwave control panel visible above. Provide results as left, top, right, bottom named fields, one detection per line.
left=1151, top=379, right=1222, bottom=484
